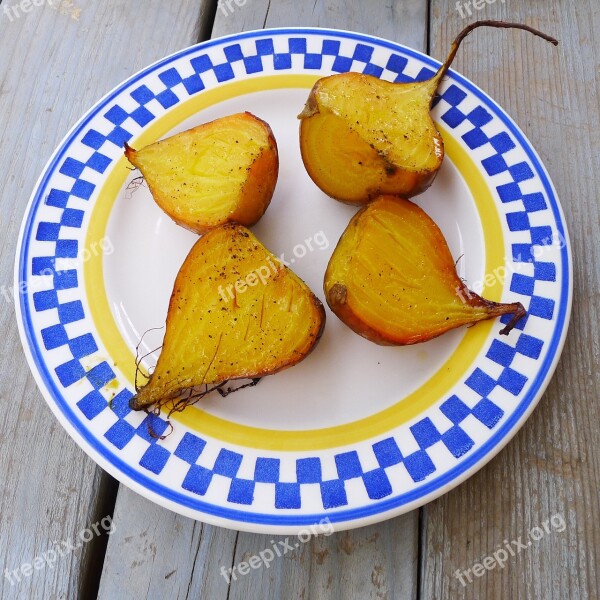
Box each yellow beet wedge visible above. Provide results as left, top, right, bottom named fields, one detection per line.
left=131, top=224, right=325, bottom=411
left=125, top=112, right=278, bottom=233
left=299, top=21, right=557, bottom=205
left=324, top=196, right=526, bottom=345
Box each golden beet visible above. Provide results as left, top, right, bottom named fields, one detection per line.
left=299, top=21, right=557, bottom=205
left=131, top=224, right=325, bottom=411
left=324, top=196, right=525, bottom=345
left=125, top=112, right=278, bottom=233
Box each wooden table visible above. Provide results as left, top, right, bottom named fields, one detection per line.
left=1, top=1, right=597, bottom=598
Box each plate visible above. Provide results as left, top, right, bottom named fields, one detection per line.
left=15, top=28, right=571, bottom=533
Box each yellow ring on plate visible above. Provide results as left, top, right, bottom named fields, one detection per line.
left=85, top=75, right=504, bottom=451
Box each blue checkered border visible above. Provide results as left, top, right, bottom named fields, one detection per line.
left=19, top=30, right=568, bottom=520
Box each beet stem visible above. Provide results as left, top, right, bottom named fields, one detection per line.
left=498, top=302, right=527, bottom=336
left=435, top=20, right=559, bottom=85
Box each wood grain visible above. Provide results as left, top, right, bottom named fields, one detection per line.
left=422, top=1, right=600, bottom=598
left=0, top=1, right=211, bottom=598
left=99, top=2, right=427, bottom=599
left=212, top=0, right=428, bottom=51
left=97, top=486, right=237, bottom=600
left=225, top=514, right=418, bottom=600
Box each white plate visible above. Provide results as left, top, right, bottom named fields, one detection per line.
left=15, top=28, right=572, bottom=533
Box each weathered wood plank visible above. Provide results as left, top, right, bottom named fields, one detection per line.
left=217, top=3, right=427, bottom=599
left=212, top=0, right=427, bottom=51
left=97, top=486, right=236, bottom=600
left=422, top=1, right=600, bottom=598
left=99, top=2, right=426, bottom=599
left=226, top=514, right=418, bottom=600
left=0, top=1, right=211, bottom=598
